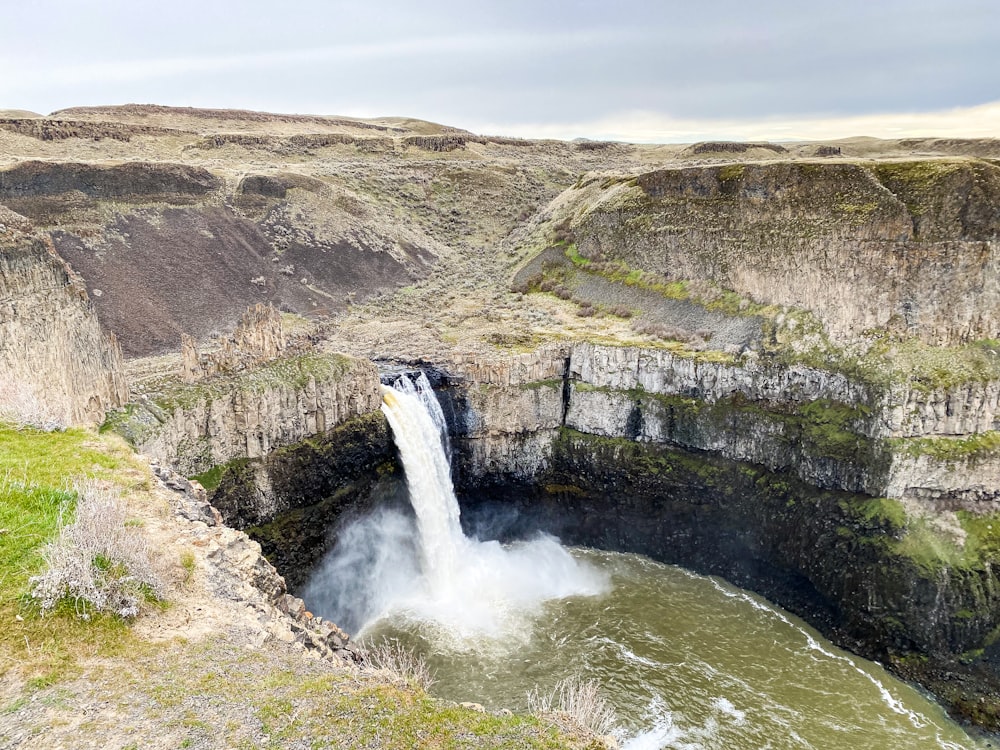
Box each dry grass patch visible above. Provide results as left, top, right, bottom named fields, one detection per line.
left=527, top=677, right=617, bottom=737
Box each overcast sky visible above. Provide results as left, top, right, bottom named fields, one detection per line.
left=3, top=0, right=998, bottom=142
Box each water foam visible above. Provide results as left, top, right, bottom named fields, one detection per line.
left=701, top=574, right=931, bottom=731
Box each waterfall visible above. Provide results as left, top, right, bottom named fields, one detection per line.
left=379, top=373, right=463, bottom=590
left=303, top=371, right=608, bottom=644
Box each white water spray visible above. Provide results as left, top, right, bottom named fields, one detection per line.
left=303, top=372, right=607, bottom=645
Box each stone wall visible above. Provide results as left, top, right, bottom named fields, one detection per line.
left=113, top=353, right=381, bottom=476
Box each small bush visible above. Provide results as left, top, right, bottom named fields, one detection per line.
left=631, top=320, right=694, bottom=342
left=553, top=285, right=572, bottom=300
left=552, top=217, right=576, bottom=245
left=609, top=305, right=633, bottom=319
left=511, top=273, right=543, bottom=294
left=527, top=676, right=617, bottom=736
left=0, top=378, right=68, bottom=431
left=361, top=639, right=435, bottom=691
left=29, top=481, right=165, bottom=619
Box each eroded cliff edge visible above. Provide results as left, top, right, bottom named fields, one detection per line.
left=0, top=225, right=127, bottom=425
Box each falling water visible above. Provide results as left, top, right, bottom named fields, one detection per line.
left=379, top=375, right=464, bottom=588
left=302, top=372, right=607, bottom=644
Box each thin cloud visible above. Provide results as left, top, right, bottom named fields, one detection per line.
left=469, top=102, right=1000, bottom=143
left=1, top=28, right=637, bottom=91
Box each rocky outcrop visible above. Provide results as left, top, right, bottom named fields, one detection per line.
left=181, top=303, right=286, bottom=383
left=0, top=232, right=127, bottom=424
left=0, top=117, right=183, bottom=142
left=440, top=345, right=568, bottom=480
left=208, top=411, right=398, bottom=589
left=110, top=351, right=393, bottom=590
left=110, top=353, right=381, bottom=476
left=151, top=460, right=362, bottom=664
left=564, top=160, right=1000, bottom=347
left=0, top=160, right=220, bottom=222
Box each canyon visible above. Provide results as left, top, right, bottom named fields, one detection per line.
left=2, top=104, right=1000, bottom=737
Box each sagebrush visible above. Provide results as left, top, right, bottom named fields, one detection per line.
left=527, top=676, right=617, bottom=736
left=29, top=480, right=165, bottom=618
left=361, top=638, right=435, bottom=690
left=0, top=377, right=68, bottom=431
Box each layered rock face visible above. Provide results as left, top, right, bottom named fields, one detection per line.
left=0, top=232, right=127, bottom=424
left=567, top=161, right=1000, bottom=347
left=114, top=353, right=381, bottom=477
left=447, top=342, right=1000, bottom=508
left=107, top=351, right=391, bottom=588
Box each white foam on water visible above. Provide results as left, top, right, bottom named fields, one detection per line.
left=710, top=696, right=746, bottom=725
left=621, top=697, right=682, bottom=750
left=701, top=574, right=930, bottom=730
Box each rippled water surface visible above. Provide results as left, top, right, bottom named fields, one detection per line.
left=363, top=548, right=991, bottom=750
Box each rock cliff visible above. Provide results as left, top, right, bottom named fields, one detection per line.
left=542, top=161, right=1000, bottom=348
left=442, top=342, right=1000, bottom=509
left=0, top=231, right=127, bottom=424
left=109, top=352, right=381, bottom=477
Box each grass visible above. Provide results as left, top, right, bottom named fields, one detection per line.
left=360, top=639, right=435, bottom=691
left=883, top=507, right=1000, bottom=572
left=190, top=456, right=253, bottom=491
left=40, top=638, right=597, bottom=749
left=894, top=518, right=967, bottom=570
left=890, top=432, right=1000, bottom=465
left=526, top=677, right=616, bottom=737
left=0, top=423, right=148, bottom=686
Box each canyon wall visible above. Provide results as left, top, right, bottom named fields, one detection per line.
left=0, top=230, right=127, bottom=425
left=111, top=353, right=381, bottom=477
left=446, top=342, right=1000, bottom=509
left=564, top=160, right=1000, bottom=347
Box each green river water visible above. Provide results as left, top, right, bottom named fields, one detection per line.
left=363, top=548, right=993, bottom=750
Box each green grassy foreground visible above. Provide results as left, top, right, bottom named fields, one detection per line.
left=0, top=424, right=143, bottom=687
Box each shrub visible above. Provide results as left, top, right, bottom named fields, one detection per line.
left=526, top=676, right=617, bottom=736
left=631, top=320, right=694, bottom=342
left=552, top=217, right=576, bottom=244
left=29, top=480, right=165, bottom=619
left=0, top=378, right=68, bottom=431
left=361, top=638, right=435, bottom=691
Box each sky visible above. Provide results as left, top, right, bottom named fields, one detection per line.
left=2, top=0, right=998, bottom=142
